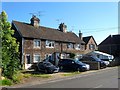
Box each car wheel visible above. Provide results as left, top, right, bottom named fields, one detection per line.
left=34, top=66, right=39, bottom=71
left=60, top=66, right=63, bottom=70
left=49, top=70, right=54, bottom=74
left=77, top=68, right=80, bottom=72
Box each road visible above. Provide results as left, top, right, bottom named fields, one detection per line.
left=24, top=67, right=119, bottom=89
left=3, top=67, right=119, bottom=90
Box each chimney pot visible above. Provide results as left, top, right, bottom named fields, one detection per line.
left=30, top=15, right=40, bottom=27
left=59, top=23, right=67, bottom=33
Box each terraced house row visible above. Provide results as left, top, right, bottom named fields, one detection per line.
left=12, top=15, right=97, bottom=69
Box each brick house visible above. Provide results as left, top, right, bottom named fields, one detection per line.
left=12, top=15, right=85, bottom=69
left=83, top=36, right=97, bottom=54
left=98, top=34, right=120, bottom=57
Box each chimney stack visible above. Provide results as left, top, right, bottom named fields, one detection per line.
left=30, top=15, right=40, bottom=27
left=79, top=30, right=83, bottom=40
left=59, top=23, right=67, bottom=33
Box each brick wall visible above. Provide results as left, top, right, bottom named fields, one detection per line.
left=84, top=37, right=97, bottom=54
left=23, top=39, right=85, bottom=63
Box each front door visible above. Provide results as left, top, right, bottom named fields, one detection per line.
left=25, top=54, right=32, bottom=69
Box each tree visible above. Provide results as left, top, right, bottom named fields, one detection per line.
left=0, top=11, right=20, bottom=79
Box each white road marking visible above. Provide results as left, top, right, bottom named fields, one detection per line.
left=94, top=85, right=103, bottom=88
left=88, top=85, right=103, bottom=90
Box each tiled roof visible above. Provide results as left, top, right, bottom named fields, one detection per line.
left=83, top=36, right=92, bottom=44
left=83, top=36, right=97, bottom=45
left=99, top=34, right=120, bottom=45
left=12, top=21, right=85, bottom=44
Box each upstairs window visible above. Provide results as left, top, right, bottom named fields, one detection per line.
left=89, top=44, right=95, bottom=50
left=46, top=40, right=55, bottom=48
left=34, top=39, right=41, bottom=48
left=75, top=44, right=80, bottom=50
left=67, top=43, right=74, bottom=49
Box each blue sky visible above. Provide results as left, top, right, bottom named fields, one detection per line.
left=2, top=2, right=118, bottom=44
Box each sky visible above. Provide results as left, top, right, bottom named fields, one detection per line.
left=1, top=2, right=118, bottom=44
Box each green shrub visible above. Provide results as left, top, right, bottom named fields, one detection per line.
left=23, top=74, right=31, bottom=78
left=12, top=72, right=24, bottom=83
left=0, top=80, right=2, bottom=86
left=70, top=53, right=76, bottom=59
left=1, top=79, right=13, bottom=86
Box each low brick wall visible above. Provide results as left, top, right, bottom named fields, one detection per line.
left=82, top=61, right=100, bottom=70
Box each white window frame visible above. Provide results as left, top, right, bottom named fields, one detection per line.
left=33, top=39, right=41, bottom=48
left=33, top=54, right=41, bottom=63
left=75, top=44, right=80, bottom=50
left=46, top=40, right=55, bottom=48
left=89, top=44, right=95, bottom=50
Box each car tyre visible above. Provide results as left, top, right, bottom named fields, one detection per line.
left=35, top=66, right=39, bottom=71
left=49, top=70, right=53, bottom=74
left=77, top=68, right=80, bottom=72
left=60, top=66, right=63, bottom=70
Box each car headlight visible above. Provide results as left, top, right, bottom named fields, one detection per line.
left=82, top=66, right=86, bottom=68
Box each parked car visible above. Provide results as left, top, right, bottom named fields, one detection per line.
left=80, top=55, right=107, bottom=68
left=58, top=58, right=90, bottom=72
left=35, top=61, right=59, bottom=74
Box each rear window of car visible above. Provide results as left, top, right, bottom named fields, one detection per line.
left=44, top=62, right=53, bottom=66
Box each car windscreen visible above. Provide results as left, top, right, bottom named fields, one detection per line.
left=92, top=56, right=102, bottom=61
left=74, top=59, right=85, bottom=65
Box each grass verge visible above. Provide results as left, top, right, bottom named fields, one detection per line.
left=61, top=71, right=81, bottom=76
left=32, top=74, right=51, bottom=78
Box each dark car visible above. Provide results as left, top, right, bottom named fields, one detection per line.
left=80, top=55, right=107, bottom=68
left=35, top=61, right=59, bottom=74
left=58, top=58, right=90, bottom=72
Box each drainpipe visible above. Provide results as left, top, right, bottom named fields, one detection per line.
left=22, top=38, right=25, bottom=69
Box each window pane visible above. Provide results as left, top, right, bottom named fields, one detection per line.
left=46, top=40, right=55, bottom=48
left=34, top=41, right=37, bottom=47
left=34, top=54, right=40, bottom=62
left=34, top=40, right=40, bottom=47
left=68, top=43, right=73, bottom=49
left=37, top=41, right=40, bottom=46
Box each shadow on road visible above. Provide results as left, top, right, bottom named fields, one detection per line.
left=22, top=70, right=44, bottom=74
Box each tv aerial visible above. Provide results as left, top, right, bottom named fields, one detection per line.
left=71, top=26, right=75, bottom=32
left=29, top=11, right=45, bottom=18
left=56, top=19, right=62, bottom=25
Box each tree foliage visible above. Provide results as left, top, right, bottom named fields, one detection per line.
left=0, top=11, right=20, bottom=79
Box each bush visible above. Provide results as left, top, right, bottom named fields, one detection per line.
left=1, top=79, right=13, bottom=86
left=23, top=74, right=31, bottom=78
left=70, top=53, right=76, bottom=59
left=12, top=71, right=24, bottom=83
